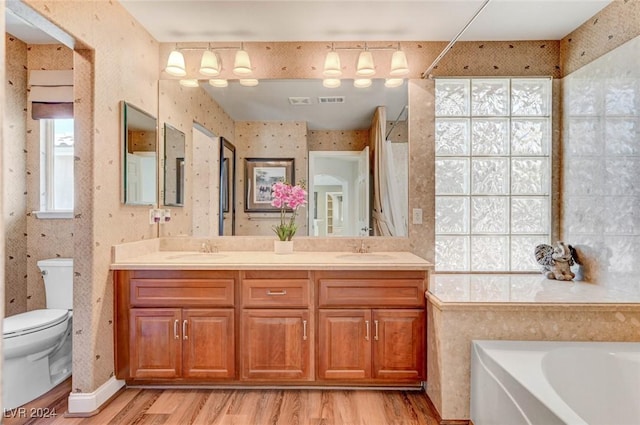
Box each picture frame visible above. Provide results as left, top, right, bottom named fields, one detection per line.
left=244, top=158, right=295, bottom=212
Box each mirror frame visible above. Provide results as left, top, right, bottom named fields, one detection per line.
left=163, top=122, right=186, bottom=207
left=219, top=137, right=236, bottom=235
left=121, top=101, right=158, bottom=205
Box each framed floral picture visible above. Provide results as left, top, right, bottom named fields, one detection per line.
left=244, top=158, right=295, bottom=212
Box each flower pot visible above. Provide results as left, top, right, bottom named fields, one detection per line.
left=274, top=240, right=294, bottom=255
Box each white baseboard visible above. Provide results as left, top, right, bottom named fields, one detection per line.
left=67, top=377, right=125, bottom=415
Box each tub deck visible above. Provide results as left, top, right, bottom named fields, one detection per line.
left=425, top=273, right=640, bottom=422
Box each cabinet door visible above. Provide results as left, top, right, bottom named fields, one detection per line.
left=183, top=309, right=235, bottom=379
left=241, top=309, right=311, bottom=380
left=318, top=309, right=371, bottom=380
left=130, top=308, right=181, bottom=379
left=372, top=309, right=425, bottom=380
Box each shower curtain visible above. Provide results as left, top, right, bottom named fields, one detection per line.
left=371, top=107, right=407, bottom=237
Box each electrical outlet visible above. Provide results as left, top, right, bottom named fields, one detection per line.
left=412, top=208, right=423, bottom=225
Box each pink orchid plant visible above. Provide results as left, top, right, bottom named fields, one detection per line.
left=271, top=181, right=307, bottom=241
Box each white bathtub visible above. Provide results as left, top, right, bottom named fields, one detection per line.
left=470, top=340, right=640, bottom=425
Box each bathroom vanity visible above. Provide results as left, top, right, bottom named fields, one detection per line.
left=112, top=250, right=431, bottom=387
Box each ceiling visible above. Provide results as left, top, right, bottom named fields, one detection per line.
left=5, top=0, right=612, bottom=131
left=119, top=0, right=611, bottom=43
left=201, top=78, right=408, bottom=131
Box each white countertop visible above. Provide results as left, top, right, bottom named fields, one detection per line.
left=428, top=273, right=640, bottom=305
left=110, top=250, right=432, bottom=271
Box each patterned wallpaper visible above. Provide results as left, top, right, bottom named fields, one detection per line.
left=308, top=129, right=369, bottom=152
left=4, top=34, right=28, bottom=317
left=561, top=0, right=640, bottom=77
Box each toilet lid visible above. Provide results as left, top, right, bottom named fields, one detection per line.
left=3, top=309, right=69, bottom=337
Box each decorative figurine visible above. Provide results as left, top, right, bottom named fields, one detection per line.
left=534, top=241, right=578, bottom=281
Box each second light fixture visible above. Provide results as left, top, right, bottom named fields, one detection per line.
left=322, top=43, right=409, bottom=88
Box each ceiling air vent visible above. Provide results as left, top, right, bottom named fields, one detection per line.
left=318, top=96, right=345, bottom=104
left=288, top=97, right=312, bottom=105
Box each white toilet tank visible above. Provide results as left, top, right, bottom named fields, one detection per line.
left=37, top=258, right=73, bottom=310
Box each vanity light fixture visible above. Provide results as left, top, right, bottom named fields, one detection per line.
left=164, top=43, right=255, bottom=82
left=354, top=78, right=372, bottom=88
left=323, top=44, right=342, bottom=77
left=199, top=48, right=221, bottom=77
left=384, top=78, right=404, bottom=88
left=390, top=44, right=409, bottom=76
left=233, top=43, right=253, bottom=77
left=323, top=78, right=341, bottom=88
left=209, top=79, right=228, bottom=88
left=323, top=42, right=409, bottom=86
left=165, top=47, right=187, bottom=77
left=179, top=79, right=199, bottom=87
left=239, top=78, right=259, bottom=87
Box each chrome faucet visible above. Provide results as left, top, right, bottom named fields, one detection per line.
left=354, top=239, right=369, bottom=254
left=200, top=241, right=218, bottom=253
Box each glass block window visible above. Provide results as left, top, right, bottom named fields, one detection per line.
left=435, top=78, right=551, bottom=272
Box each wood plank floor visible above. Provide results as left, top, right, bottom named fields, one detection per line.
left=4, top=379, right=442, bottom=425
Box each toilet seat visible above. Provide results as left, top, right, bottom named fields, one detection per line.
left=3, top=309, right=70, bottom=338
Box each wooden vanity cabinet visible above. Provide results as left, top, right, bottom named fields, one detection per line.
left=239, top=270, right=313, bottom=381
left=316, top=270, right=426, bottom=383
left=129, top=307, right=234, bottom=379
left=114, top=270, right=236, bottom=381
left=114, top=267, right=427, bottom=386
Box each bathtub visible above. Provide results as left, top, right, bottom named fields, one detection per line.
left=470, top=340, right=640, bottom=425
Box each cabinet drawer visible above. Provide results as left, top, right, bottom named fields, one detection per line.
left=318, top=279, right=424, bottom=308
left=130, top=278, right=234, bottom=307
left=242, top=279, right=310, bottom=308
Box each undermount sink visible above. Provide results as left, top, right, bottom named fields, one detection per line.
left=165, top=252, right=227, bottom=261
left=336, top=253, right=395, bottom=261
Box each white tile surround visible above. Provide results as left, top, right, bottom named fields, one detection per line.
left=562, top=35, right=640, bottom=284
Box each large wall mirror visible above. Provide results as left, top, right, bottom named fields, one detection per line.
left=163, top=123, right=185, bottom=206
left=158, top=78, right=408, bottom=237
left=122, top=101, right=158, bottom=205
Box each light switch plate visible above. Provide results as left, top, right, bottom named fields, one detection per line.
left=412, top=208, right=423, bottom=224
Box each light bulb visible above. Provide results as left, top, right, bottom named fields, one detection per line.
left=385, top=78, right=404, bottom=88
left=199, top=50, right=220, bottom=77
left=209, top=79, right=228, bottom=88
left=165, top=50, right=186, bottom=77
left=233, top=49, right=253, bottom=76
left=390, top=50, right=409, bottom=76
left=179, top=79, right=199, bottom=87
left=239, top=78, right=259, bottom=87
left=354, top=78, right=372, bottom=88
left=356, top=51, right=375, bottom=77
left=323, top=51, right=342, bottom=77
left=323, top=78, right=341, bottom=88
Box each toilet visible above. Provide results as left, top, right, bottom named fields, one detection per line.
left=2, top=258, right=73, bottom=410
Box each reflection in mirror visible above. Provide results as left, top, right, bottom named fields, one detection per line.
left=163, top=123, right=186, bottom=206
left=122, top=101, right=158, bottom=205
left=309, top=148, right=370, bottom=237
left=219, top=138, right=236, bottom=235
left=159, top=78, right=408, bottom=237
